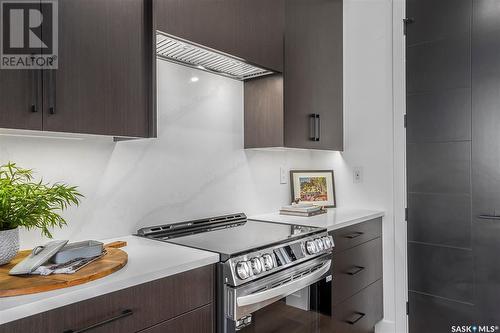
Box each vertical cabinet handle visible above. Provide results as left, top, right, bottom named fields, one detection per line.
left=309, top=114, right=321, bottom=141
left=49, top=70, right=56, bottom=114
left=310, top=114, right=317, bottom=141
left=315, top=114, right=320, bottom=141
left=31, top=70, right=39, bottom=113
left=63, top=309, right=133, bottom=333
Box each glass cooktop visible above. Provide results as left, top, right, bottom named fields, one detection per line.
left=141, top=219, right=325, bottom=261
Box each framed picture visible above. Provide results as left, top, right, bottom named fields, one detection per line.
left=290, top=170, right=336, bottom=208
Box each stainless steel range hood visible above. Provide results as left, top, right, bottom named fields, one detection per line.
left=156, top=32, right=274, bottom=81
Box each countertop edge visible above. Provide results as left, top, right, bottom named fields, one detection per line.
left=249, top=208, right=385, bottom=232
left=0, top=243, right=219, bottom=325
left=325, top=211, right=385, bottom=231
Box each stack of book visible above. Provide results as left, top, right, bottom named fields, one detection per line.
left=279, top=203, right=326, bottom=217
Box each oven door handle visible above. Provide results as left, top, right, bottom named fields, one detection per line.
left=236, top=260, right=331, bottom=307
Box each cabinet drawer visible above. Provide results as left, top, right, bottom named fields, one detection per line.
left=332, top=238, right=382, bottom=305
left=331, top=280, right=383, bottom=333
left=331, top=218, right=382, bottom=253
left=0, top=265, right=214, bottom=333
left=139, top=304, right=213, bottom=333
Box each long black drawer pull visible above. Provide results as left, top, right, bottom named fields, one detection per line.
left=346, top=266, right=365, bottom=276
left=345, top=312, right=366, bottom=325
left=344, top=232, right=364, bottom=239
left=63, top=309, right=133, bottom=333
left=478, top=215, right=500, bottom=220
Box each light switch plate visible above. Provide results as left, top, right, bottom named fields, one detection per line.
left=353, top=167, right=363, bottom=183
left=280, top=167, right=287, bottom=184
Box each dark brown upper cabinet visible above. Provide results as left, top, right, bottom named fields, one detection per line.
left=0, top=0, right=155, bottom=138
left=0, top=70, right=43, bottom=131
left=43, top=0, right=154, bottom=138
left=244, top=0, right=343, bottom=151
left=154, top=0, right=284, bottom=72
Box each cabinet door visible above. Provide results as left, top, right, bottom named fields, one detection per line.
left=139, top=304, right=213, bottom=333
left=43, top=0, right=152, bottom=137
left=155, top=0, right=284, bottom=72
left=0, top=70, right=42, bottom=130
left=284, top=0, right=343, bottom=151
left=331, top=280, right=383, bottom=333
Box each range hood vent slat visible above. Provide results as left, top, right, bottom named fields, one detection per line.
left=156, top=32, right=274, bottom=81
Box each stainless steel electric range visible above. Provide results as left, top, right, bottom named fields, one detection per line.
left=137, top=213, right=334, bottom=333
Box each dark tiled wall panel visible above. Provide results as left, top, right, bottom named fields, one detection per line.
left=406, top=88, right=471, bottom=143
left=409, top=292, right=474, bottom=333
left=471, top=0, right=500, bottom=322
left=406, top=0, right=471, bottom=45
left=408, top=193, right=471, bottom=248
left=473, top=0, right=500, bottom=34
left=472, top=219, right=500, bottom=321
left=408, top=243, right=473, bottom=303
left=407, top=142, right=471, bottom=195
left=406, top=35, right=470, bottom=94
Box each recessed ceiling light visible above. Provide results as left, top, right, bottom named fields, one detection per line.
left=190, top=76, right=199, bottom=82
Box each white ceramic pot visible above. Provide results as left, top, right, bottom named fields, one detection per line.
left=0, top=227, right=20, bottom=265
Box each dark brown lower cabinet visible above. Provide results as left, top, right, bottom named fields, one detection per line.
left=330, top=218, right=383, bottom=333
left=332, top=238, right=383, bottom=306
left=139, top=304, right=213, bottom=333
left=331, top=280, right=383, bottom=333
left=0, top=265, right=214, bottom=333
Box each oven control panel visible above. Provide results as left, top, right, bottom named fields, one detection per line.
left=225, top=234, right=334, bottom=286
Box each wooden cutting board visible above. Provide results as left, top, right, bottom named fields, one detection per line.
left=0, top=241, right=128, bottom=297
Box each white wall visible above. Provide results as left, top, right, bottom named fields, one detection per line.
left=0, top=0, right=395, bottom=329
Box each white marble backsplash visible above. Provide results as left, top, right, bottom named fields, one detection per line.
left=0, top=61, right=345, bottom=248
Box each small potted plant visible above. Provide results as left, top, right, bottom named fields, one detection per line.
left=0, top=162, right=83, bottom=265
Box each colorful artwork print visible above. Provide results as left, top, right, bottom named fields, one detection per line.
left=290, top=170, right=336, bottom=207
left=299, top=176, right=328, bottom=202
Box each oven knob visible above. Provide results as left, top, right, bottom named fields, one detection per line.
left=262, top=254, right=274, bottom=271
left=322, top=237, right=333, bottom=249
left=236, top=261, right=251, bottom=280
left=306, top=240, right=318, bottom=254
left=250, top=257, right=263, bottom=275
left=315, top=238, right=325, bottom=251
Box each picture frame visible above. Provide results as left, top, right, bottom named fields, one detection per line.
left=290, top=170, right=336, bottom=208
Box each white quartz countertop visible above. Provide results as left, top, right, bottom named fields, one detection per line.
left=250, top=207, right=384, bottom=231
left=0, top=235, right=219, bottom=325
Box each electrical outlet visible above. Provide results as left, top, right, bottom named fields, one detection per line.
left=280, top=167, right=288, bottom=184
left=353, top=167, right=363, bottom=183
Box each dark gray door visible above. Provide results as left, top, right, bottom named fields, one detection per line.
left=406, top=0, right=475, bottom=331
left=472, top=0, right=500, bottom=323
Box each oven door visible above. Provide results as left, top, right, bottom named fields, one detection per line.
left=223, top=254, right=333, bottom=333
